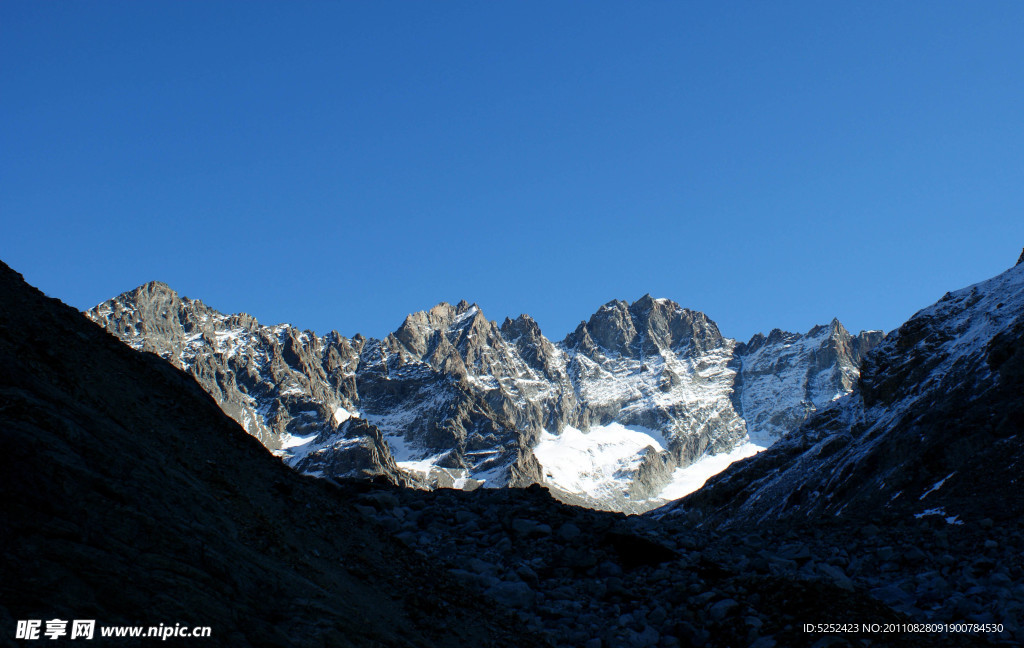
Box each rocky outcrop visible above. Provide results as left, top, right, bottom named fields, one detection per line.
left=87, top=287, right=882, bottom=512
left=733, top=319, right=884, bottom=445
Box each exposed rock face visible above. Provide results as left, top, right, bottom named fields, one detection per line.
left=89, top=281, right=408, bottom=482
left=87, top=287, right=881, bottom=512
left=666, top=254, right=1024, bottom=528
left=734, top=320, right=884, bottom=445
left=0, top=261, right=540, bottom=648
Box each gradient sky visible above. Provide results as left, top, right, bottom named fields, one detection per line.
left=3, top=2, right=1023, bottom=343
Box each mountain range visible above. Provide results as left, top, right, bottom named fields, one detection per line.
left=86, top=288, right=882, bottom=511
left=3, top=250, right=1023, bottom=646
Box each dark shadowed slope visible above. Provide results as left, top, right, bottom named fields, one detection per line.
left=0, top=260, right=540, bottom=647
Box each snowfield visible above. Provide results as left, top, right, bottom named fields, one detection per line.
left=534, top=423, right=667, bottom=498
left=658, top=442, right=765, bottom=500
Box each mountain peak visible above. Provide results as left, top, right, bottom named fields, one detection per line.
left=127, top=280, right=179, bottom=301
left=629, top=294, right=680, bottom=315
left=422, top=301, right=455, bottom=320
left=140, top=279, right=174, bottom=291
left=1017, top=247, right=1024, bottom=266
left=632, top=294, right=657, bottom=308
left=565, top=296, right=725, bottom=358
left=500, top=313, right=542, bottom=342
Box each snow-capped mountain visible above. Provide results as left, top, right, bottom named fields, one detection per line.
left=666, top=249, right=1024, bottom=526
left=11, top=255, right=1024, bottom=646
left=86, top=287, right=881, bottom=511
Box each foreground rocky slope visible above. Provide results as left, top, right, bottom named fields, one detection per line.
left=344, top=479, right=1011, bottom=647
left=87, top=286, right=880, bottom=511
left=0, top=261, right=538, bottom=648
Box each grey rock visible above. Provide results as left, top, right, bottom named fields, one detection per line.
left=708, top=598, right=739, bottom=621
left=631, top=625, right=659, bottom=647
left=512, top=518, right=553, bottom=537
left=597, top=561, right=623, bottom=578
left=466, top=557, right=497, bottom=575
left=989, top=572, right=1012, bottom=587
left=487, top=581, right=536, bottom=609
left=517, top=564, right=540, bottom=585
left=870, top=584, right=915, bottom=607
left=692, top=591, right=718, bottom=606
left=903, top=546, right=927, bottom=563
left=450, top=569, right=499, bottom=589
left=777, top=543, right=811, bottom=561
left=557, top=522, right=582, bottom=542
left=352, top=504, right=376, bottom=518
left=818, top=563, right=854, bottom=591
left=359, top=490, right=400, bottom=509
left=455, top=510, right=477, bottom=524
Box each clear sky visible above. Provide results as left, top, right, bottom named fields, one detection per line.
left=3, top=2, right=1023, bottom=343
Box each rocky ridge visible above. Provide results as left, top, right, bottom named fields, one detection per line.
left=87, top=288, right=881, bottom=512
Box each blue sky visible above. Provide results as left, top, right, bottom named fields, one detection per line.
left=2, top=2, right=1023, bottom=343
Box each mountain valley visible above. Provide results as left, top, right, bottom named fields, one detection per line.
left=3, top=250, right=1022, bottom=646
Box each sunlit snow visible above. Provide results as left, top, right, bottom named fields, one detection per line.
left=919, top=471, right=955, bottom=500
left=278, top=432, right=318, bottom=449
left=658, top=442, right=765, bottom=501
left=332, top=406, right=356, bottom=426
left=533, top=423, right=666, bottom=498
left=396, top=454, right=447, bottom=478
left=914, top=507, right=963, bottom=525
